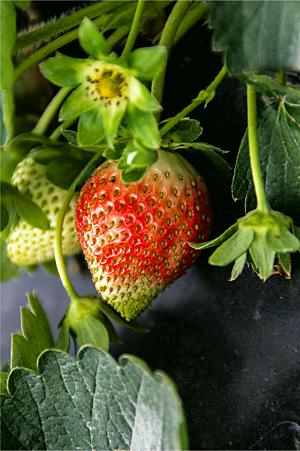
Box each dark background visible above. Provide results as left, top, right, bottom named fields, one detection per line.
left=2, top=2, right=300, bottom=450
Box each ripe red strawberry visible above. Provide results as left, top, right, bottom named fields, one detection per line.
left=75, top=150, right=212, bottom=320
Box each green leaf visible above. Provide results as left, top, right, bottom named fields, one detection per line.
left=102, top=102, right=127, bottom=147
left=0, top=1, right=16, bottom=144
left=79, top=17, right=110, bottom=58
left=240, top=73, right=300, bottom=104
left=190, top=222, right=238, bottom=250
left=266, top=228, right=299, bottom=253
left=232, top=104, right=300, bottom=223
left=0, top=373, right=8, bottom=395
left=62, top=129, right=79, bottom=146
left=59, top=85, right=95, bottom=121
left=13, top=1, right=29, bottom=10
left=103, top=143, right=123, bottom=160
left=46, top=158, right=86, bottom=190
left=128, top=45, right=167, bottom=80
left=40, top=52, right=88, bottom=87
left=10, top=293, right=54, bottom=371
left=210, top=1, right=300, bottom=73
left=249, top=236, right=276, bottom=281
left=76, top=316, right=109, bottom=351
left=164, top=119, right=203, bottom=143
left=78, top=108, right=105, bottom=146
left=55, top=323, right=70, bottom=352
left=1, top=348, right=187, bottom=450
left=209, top=228, right=254, bottom=266
left=13, top=192, right=50, bottom=230
left=230, top=253, right=247, bottom=281
left=42, top=260, right=59, bottom=277
left=0, top=203, right=9, bottom=231
left=126, top=106, right=161, bottom=149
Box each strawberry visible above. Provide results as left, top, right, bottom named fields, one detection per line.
left=7, top=157, right=81, bottom=265
left=75, top=150, right=212, bottom=320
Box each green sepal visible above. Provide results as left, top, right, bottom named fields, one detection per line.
left=266, top=227, right=299, bottom=253
left=249, top=236, right=276, bottom=281
left=190, top=223, right=238, bottom=250
left=103, top=144, right=123, bottom=160
left=128, top=45, right=167, bottom=80
left=118, top=141, right=157, bottom=170
left=78, top=108, right=105, bottom=146
left=13, top=191, right=50, bottom=230
left=209, top=228, right=254, bottom=266
left=129, top=78, right=161, bottom=111
left=230, top=253, right=247, bottom=281
left=121, top=166, right=147, bottom=183
left=278, top=253, right=291, bottom=278
left=76, top=316, right=109, bottom=352
left=0, top=203, right=9, bottom=231
left=126, top=106, right=160, bottom=149
left=55, top=322, right=70, bottom=352
left=79, top=17, right=110, bottom=58
left=102, top=101, right=127, bottom=147
left=59, top=85, right=95, bottom=121
left=40, top=53, right=88, bottom=87
left=164, top=119, right=203, bottom=143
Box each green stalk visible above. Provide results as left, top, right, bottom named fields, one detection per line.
left=14, top=16, right=106, bottom=80
left=246, top=84, right=269, bottom=213
left=15, top=1, right=126, bottom=51
left=173, top=2, right=209, bottom=45
left=107, top=25, right=129, bottom=48
left=121, top=0, right=145, bottom=58
left=32, top=87, right=71, bottom=135
left=160, top=64, right=227, bottom=137
left=54, top=152, right=102, bottom=301
left=49, top=118, right=75, bottom=141
left=151, top=0, right=190, bottom=106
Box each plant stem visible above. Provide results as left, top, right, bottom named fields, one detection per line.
left=173, top=2, right=209, bottom=46
left=151, top=0, right=190, bottom=106
left=121, top=0, right=145, bottom=58
left=54, top=152, right=102, bottom=301
left=107, top=25, right=129, bottom=48
left=276, top=70, right=286, bottom=85
left=15, top=1, right=126, bottom=51
left=54, top=188, right=80, bottom=301
left=32, top=87, right=71, bottom=135
left=246, top=84, right=268, bottom=213
left=160, top=64, right=227, bottom=137
left=50, top=118, right=75, bottom=141
left=14, top=16, right=106, bottom=80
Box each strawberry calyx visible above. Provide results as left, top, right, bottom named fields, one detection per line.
left=190, top=209, right=300, bottom=281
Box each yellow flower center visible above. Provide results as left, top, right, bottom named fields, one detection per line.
left=86, top=66, right=128, bottom=105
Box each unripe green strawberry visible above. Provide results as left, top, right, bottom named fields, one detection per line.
left=7, top=157, right=80, bottom=265
left=76, top=150, right=212, bottom=320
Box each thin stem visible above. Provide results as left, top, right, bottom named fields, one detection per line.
left=173, top=2, right=209, bottom=46
left=151, top=0, right=190, bottom=106
left=14, top=16, right=106, bottom=80
left=246, top=84, right=268, bottom=213
left=160, top=64, right=227, bottom=137
left=50, top=118, right=75, bottom=141
left=54, top=152, right=102, bottom=301
left=276, top=70, right=286, bottom=85
left=121, top=0, right=145, bottom=58
left=107, top=25, right=129, bottom=48
left=15, top=1, right=126, bottom=51
left=54, top=188, right=80, bottom=301
left=32, top=87, right=71, bottom=135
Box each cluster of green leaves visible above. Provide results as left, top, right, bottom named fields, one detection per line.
left=1, top=294, right=186, bottom=450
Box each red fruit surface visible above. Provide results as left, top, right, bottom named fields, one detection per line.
left=75, top=150, right=212, bottom=320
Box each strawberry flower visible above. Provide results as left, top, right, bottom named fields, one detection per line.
left=40, top=18, right=166, bottom=149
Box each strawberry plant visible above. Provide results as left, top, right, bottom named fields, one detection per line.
left=1, top=1, right=299, bottom=450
